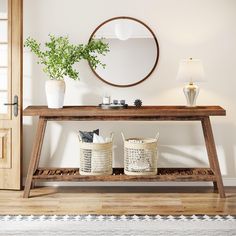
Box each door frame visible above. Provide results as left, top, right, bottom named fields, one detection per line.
left=0, top=0, right=23, bottom=189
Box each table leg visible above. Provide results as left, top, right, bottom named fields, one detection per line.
left=23, top=117, right=47, bottom=198
left=201, top=117, right=225, bottom=198
left=201, top=117, right=218, bottom=190
left=31, top=118, right=47, bottom=190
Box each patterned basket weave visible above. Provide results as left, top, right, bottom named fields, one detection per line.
left=79, top=134, right=113, bottom=176
left=122, top=133, right=159, bottom=176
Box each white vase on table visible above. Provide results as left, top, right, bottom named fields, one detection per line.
left=45, top=80, right=65, bottom=108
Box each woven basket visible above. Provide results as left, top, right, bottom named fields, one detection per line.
left=78, top=133, right=113, bottom=176
left=122, top=133, right=159, bottom=176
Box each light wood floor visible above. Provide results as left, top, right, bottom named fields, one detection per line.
left=0, top=187, right=235, bottom=215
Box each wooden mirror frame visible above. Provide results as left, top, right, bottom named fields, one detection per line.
left=89, top=16, right=160, bottom=87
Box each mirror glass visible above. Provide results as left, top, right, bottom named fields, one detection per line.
left=90, top=17, right=159, bottom=87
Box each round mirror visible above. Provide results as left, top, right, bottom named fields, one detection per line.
left=89, top=16, right=159, bottom=87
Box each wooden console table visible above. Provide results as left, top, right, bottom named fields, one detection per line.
left=23, top=106, right=226, bottom=198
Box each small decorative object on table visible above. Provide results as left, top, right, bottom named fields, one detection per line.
left=134, top=99, right=142, bottom=108
left=102, top=95, right=110, bottom=105
left=99, top=98, right=128, bottom=109
left=120, top=100, right=126, bottom=105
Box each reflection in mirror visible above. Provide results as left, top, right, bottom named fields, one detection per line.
left=90, top=17, right=159, bottom=87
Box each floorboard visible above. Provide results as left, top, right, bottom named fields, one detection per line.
left=0, top=186, right=235, bottom=215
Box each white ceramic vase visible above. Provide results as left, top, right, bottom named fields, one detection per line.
left=45, top=80, right=66, bottom=108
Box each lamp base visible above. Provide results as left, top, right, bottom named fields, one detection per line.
left=183, top=82, right=199, bottom=107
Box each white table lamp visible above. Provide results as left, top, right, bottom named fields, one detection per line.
left=177, top=58, right=205, bottom=107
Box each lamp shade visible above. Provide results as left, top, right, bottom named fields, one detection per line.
left=176, top=58, right=205, bottom=83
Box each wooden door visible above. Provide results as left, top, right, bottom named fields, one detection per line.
left=0, top=0, right=22, bottom=189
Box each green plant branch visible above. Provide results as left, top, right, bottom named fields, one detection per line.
left=24, top=34, right=109, bottom=80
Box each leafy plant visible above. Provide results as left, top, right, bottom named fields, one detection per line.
left=24, top=34, right=109, bottom=80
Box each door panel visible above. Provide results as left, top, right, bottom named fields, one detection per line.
left=0, top=68, right=7, bottom=90
left=0, top=44, right=8, bottom=66
left=0, top=91, right=8, bottom=114
left=0, top=20, right=7, bottom=42
left=0, top=0, right=22, bottom=189
left=0, top=0, right=8, bottom=19
left=0, top=129, right=11, bottom=168
left=0, top=0, right=10, bottom=120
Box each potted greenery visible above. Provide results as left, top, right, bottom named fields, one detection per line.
left=24, top=34, right=109, bottom=108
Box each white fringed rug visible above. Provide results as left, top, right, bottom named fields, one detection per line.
left=0, top=215, right=235, bottom=236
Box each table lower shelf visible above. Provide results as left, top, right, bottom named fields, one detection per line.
left=33, top=168, right=216, bottom=182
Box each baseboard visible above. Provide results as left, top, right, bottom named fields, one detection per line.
left=223, top=178, right=236, bottom=186
left=23, top=177, right=236, bottom=187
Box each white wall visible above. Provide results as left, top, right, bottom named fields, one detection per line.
left=23, top=0, right=236, bottom=185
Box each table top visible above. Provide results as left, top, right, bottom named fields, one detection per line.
left=23, top=106, right=226, bottom=118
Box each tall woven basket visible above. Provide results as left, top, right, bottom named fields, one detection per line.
left=79, top=134, right=113, bottom=176
left=122, top=133, right=159, bottom=176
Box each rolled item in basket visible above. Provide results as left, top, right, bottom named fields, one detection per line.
left=78, top=129, right=99, bottom=143
left=91, top=133, right=113, bottom=173
left=129, top=160, right=150, bottom=171
left=93, top=133, right=112, bottom=143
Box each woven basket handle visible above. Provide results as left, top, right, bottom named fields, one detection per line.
left=78, top=133, right=82, bottom=142
left=121, top=132, right=126, bottom=142
left=122, top=132, right=159, bottom=141
left=110, top=132, right=114, bottom=141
